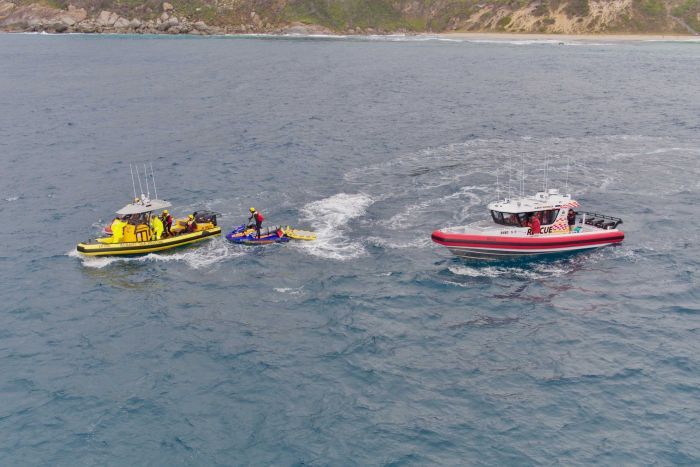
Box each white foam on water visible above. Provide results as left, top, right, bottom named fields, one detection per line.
left=297, top=193, right=373, bottom=260
left=366, top=236, right=431, bottom=249
left=68, top=238, right=241, bottom=269
left=274, top=286, right=305, bottom=296
left=448, top=262, right=570, bottom=280
left=5, top=196, right=19, bottom=202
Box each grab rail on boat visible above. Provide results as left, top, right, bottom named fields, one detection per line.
left=576, top=211, right=623, bottom=229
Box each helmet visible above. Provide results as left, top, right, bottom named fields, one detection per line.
left=188, top=214, right=194, bottom=220
left=163, top=210, right=169, bottom=215
left=249, top=207, right=256, bottom=212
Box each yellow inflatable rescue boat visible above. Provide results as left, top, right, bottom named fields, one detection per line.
left=77, top=199, right=220, bottom=257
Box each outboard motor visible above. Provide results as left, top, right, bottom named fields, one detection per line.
left=194, top=211, right=217, bottom=226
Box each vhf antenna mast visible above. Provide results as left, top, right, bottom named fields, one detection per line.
left=143, top=163, right=150, bottom=199
left=129, top=163, right=137, bottom=200
left=135, top=163, right=144, bottom=199
left=150, top=162, right=158, bottom=200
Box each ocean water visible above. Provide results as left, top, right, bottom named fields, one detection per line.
left=1, top=33, right=700, bottom=465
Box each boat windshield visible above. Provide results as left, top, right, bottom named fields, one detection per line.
left=491, top=209, right=560, bottom=227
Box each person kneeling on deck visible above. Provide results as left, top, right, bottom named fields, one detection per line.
left=161, top=210, right=173, bottom=237
left=150, top=214, right=164, bottom=240
left=186, top=214, right=198, bottom=233
left=248, top=207, right=264, bottom=239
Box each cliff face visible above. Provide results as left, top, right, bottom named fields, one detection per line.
left=1, top=0, right=699, bottom=34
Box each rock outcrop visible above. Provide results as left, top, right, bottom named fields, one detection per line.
left=0, top=1, right=225, bottom=34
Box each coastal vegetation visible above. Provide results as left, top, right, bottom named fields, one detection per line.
left=1, top=0, right=698, bottom=34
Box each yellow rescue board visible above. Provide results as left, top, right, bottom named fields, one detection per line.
left=284, top=228, right=317, bottom=241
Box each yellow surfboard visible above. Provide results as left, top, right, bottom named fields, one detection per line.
left=284, top=228, right=317, bottom=241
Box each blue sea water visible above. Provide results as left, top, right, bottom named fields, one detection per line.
left=1, top=33, right=700, bottom=465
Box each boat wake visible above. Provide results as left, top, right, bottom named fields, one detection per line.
left=68, top=237, right=241, bottom=269
left=447, top=263, right=571, bottom=280
left=297, top=193, right=373, bottom=260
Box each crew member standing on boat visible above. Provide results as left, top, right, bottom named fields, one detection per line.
left=109, top=216, right=126, bottom=243
left=161, top=210, right=173, bottom=237
left=151, top=214, right=164, bottom=240
left=248, top=207, right=264, bottom=239
left=530, top=212, right=541, bottom=235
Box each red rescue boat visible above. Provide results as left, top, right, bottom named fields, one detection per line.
left=432, top=188, right=624, bottom=260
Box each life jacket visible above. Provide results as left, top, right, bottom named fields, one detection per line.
left=255, top=212, right=264, bottom=223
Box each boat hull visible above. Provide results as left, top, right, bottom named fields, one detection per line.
left=431, top=230, right=624, bottom=260
left=77, top=226, right=221, bottom=256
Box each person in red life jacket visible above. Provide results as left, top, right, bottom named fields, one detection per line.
left=530, top=212, right=541, bottom=235
left=248, top=207, right=264, bottom=238
left=161, top=209, right=173, bottom=237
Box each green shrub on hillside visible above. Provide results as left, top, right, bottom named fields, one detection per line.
left=671, top=0, right=700, bottom=31
left=282, top=0, right=410, bottom=30
left=636, top=0, right=665, bottom=16
left=532, top=1, right=549, bottom=16
left=497, top=14, right=512, bottom=27
left=564, top=0, right=589, bottom=17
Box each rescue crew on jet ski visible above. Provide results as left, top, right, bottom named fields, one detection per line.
left=248, top=207, right=264, bottom=239
left=161, top=210, right=173, bottom=237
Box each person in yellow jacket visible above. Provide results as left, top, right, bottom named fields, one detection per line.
left=150, top=214, right=164, bottom=240
left=109, top=217, right=126, bottom=243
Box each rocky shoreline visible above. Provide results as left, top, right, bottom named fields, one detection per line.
left=1, top=0, right=698, bottom=36
left=0, top=1, right=309, bottom=35
left=0, top=1, right=393, bottom=35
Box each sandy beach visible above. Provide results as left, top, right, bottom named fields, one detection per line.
left=439, top=32, right=700, bottom=42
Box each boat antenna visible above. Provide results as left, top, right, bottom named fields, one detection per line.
left=543, top=155, right=548, bottom=193
left=520, top=154, right=525, bottom=197
left=143, top=163, right=151, bottom=199
left=565, top=156, right=570, bottom=193
left=150, top=162, right=158, bottom=200
left=507, top=154, right=512, bottom=199
left=129, top=163, right=137, bottom=200
left=496, top=169, right=501, bottom=201
left=135, top=163, right=144, bottom=199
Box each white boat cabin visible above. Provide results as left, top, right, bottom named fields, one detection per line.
left=487, top=188, right=578, bottom=234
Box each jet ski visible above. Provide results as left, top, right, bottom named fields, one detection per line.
left=226, top=224, right=290, bottom=245
left=225, top=224, right=317, bottom=245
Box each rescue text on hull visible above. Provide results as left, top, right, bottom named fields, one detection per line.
left=431, top=188, right=624, bottom=260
